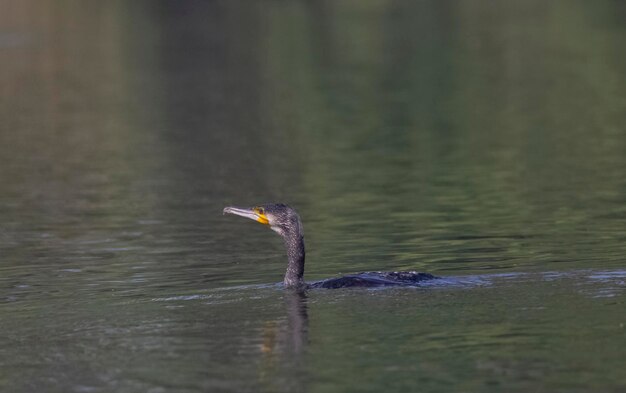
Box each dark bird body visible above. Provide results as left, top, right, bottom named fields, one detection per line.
left=309, top=271, right=437, bottom=289
left=223, top=203, right=438, bottom=289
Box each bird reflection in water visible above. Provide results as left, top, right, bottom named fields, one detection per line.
left=258, top=289, right=309, bottom=391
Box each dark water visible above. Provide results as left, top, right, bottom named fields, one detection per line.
left=1, top=1, right=625, bottom=392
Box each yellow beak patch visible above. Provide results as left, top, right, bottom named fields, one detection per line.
left=254, top=208, right=270, bottom=225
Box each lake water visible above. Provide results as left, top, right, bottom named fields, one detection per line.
left=1, top=1, right=625, bottom=392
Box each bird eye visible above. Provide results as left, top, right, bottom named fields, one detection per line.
left=256, top=207, right=265, bottom=215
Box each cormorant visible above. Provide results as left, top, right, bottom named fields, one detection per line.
left=224, top=203, right=438, bottom=289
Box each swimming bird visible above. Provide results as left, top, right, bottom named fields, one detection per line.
left=223, top=203, right=438, bottom=289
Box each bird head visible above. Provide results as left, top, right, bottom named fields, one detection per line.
left=223, top=203, right=303, bottom=237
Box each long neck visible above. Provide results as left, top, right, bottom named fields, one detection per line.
left=283, top=230, right=305, bottom=288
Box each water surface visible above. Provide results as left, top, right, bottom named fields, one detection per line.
left=0, top=1, right=625, bottom=392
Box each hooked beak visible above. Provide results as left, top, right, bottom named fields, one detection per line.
left=223, top=206, right=270, bottom=225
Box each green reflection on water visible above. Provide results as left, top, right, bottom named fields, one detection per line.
left=259, top=0, right=626, bottom=278
left=0, top=1, right=624, bottom=392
